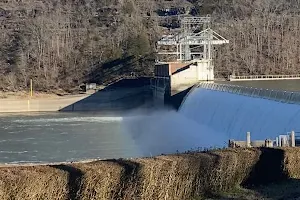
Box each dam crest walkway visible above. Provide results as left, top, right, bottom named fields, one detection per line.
left=197, top=82, right=300, bottom=105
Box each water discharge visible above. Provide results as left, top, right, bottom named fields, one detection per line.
left=180, top=87, right=300, bottom=142
left=121, top=109, right=226, bottom=157
left=2, top=85, right=300, bottom=164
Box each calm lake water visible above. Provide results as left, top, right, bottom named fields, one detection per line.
left=0, top=112, right=141, bottom=164
left=218, top=80, right=300, bottom=92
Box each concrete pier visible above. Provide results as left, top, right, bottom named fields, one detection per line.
left=246, top=132, right=251, bottom=148
left=265, top=139, right=273, bottom=148
left=290, top=131, right=296, bottom=147
left=151, top=60, right=214, bottom=108
left=229, top=130, right=298, bottom=148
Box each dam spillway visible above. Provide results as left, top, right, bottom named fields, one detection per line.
left=179, top=82, right=300, bottom=142
left=2, top=80, right=300, bottom=164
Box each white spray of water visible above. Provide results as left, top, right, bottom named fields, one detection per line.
left=121, top=108, right=227, bottom=157
left=13, top=117, right=123, bottom=123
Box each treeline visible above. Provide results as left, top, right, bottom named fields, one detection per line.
left=208, top=0, right=300, bottom=77
left=0, top=0, right=156, bottom=92
left=1, top=0, right=300, bottom=91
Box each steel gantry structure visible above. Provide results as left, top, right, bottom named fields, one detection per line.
left=157, top=16, right=229, bottom=62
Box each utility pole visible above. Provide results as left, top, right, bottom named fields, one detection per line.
left=30, top=79, right=33, bottom=98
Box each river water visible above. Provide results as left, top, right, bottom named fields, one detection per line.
left=218, top=79, right=300, bottom=92
left=0, top=109, right=227, bottom=164
left=0, top=112, right=141, bottom=164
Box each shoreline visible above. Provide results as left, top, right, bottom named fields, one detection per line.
left=0, top=158, right=114, bottom=168
left=0, top=90, right=88, bottom=100
left=0, top=94, right=90, bottom=113
left=0, top=86, right=151, bottom=113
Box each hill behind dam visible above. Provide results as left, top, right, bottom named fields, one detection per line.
left=1, top=0, right=300, bottom=92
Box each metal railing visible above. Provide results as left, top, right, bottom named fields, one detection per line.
left=230, top=74, right=300, bottom=81
left=198, top=82, right=300, bottom=105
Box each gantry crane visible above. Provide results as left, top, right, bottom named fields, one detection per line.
left=157, top=16, right=229, bottom=62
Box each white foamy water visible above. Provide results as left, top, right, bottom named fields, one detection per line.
left=121, top=109, right=227, bottom=157
left=0, top=113, right=140, bottom=164
left=12, top=116, right=123, bottom=123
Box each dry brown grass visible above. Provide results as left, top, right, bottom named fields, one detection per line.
left=74, top=160, right=126, bottom=200
left=134, top=149, right=260, bottom=200
left=1, top=148, right=300, bottom=200
left=0, top=166, right=68, bottom=200
left=283, top=147, right=300, bottom=179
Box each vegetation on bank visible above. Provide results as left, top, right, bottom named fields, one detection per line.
left=1, top=0, right=300, bottom=92
left=1, top=148, right=300, bottom=200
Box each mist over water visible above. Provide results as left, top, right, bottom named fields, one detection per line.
left=121, top=108, right=227, bottom=157
left=123, top=86, right=300, bottom=157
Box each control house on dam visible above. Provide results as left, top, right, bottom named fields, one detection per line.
left=151, top=16, right=229, bottom=107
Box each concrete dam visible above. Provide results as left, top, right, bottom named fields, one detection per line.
left=179, top=83, right=300, bottom=144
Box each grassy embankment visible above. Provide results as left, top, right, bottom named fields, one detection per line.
left=1, top=148, right=300, bottom=199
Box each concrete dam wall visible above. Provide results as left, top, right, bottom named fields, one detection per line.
left=0, top=78, right=152, bottom=113
left=180, top=84, right=300, bottom=143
